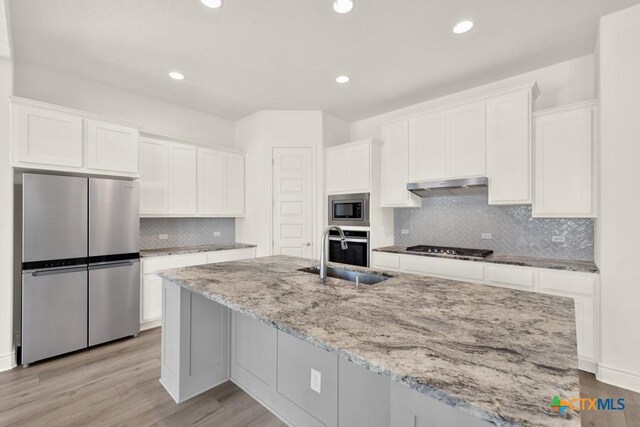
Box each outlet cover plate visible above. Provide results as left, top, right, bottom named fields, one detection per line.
left=310, top=368, right=321, bottom=394
left=481, top=233, right=492, bottom=239
left=159, top=234, right=168, bottom=240
left=552, top=236, right=566, bottom=243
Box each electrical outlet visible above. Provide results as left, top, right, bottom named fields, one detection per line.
left=552, top=236, right=566, bottom=243
left=310, top=368, right=322, bottom=394
left=481, top=233, right=492, bottom=239
left=159, top=234, right=168, bottom=240
left=213, top=231, right=221, bottom=237
left=401, top=229, right=410, bottom=235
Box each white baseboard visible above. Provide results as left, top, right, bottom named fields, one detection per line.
left=140, top=319, right=161, bottom=331
left=0, top=351, right=16, bottom=372
left=579, top=358, right=597, bottom=374
left=597, top=363, right=640, bottom=393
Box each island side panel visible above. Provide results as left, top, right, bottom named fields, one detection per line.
left=160, top=279, right=230, bottom=403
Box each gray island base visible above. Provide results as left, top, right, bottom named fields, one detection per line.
left=158, top=255, right=580, bottom=427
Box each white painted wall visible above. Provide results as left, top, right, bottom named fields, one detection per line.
left=236, top=111, right=350, bottom=257
left=351, top=55, right=595, bottom=140
left=597, top=4, right=640, bottom=392
left=0, top=57, right=14, bottom=370
left=13, top=61, right=235, bottom=148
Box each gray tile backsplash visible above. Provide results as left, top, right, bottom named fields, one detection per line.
left=394, top=195, right=594, bottom=261
left=140, top=218, right=236, bottom=250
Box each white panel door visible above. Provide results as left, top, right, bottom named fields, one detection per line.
left=487, top=91, right=532, bottom=204
left=139, top=138, right=169, bottom=214
left=534, top=105, right=594, bottom=217
left=447, top=101, right=486, bottom=178
left=381, top=121, right=421, bottom=207
left=346, top=143, right=371, bottom=192
left=326, top=146, right=349, bottom=194
left=168, top=143, right=197, bottom=215
left=408, top=111, right=447, bottom=182
left=226, top=153, right=245, bottom=215
left=86, top=119, right=139, bottom=173
left=273, top=147, right=314, bottom=258
left=197, top=148, right=226, bottom=215
left=16, top=105, right=83, bottom=168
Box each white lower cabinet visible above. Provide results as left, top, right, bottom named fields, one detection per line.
left=372, top=252, right=598, bottom=372
left=141, top=248, right=256, bottom=329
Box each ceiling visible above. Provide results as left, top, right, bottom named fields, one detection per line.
left=8, top=0, right=640, bottom=121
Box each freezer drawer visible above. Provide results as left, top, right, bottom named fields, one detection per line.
left=89, top=178, right=139, bottom=258
left=22, top=174, right=88, bottom=263
left=21, top=267, right=88, bottom=365
left=89, top=260, right=140, bottom=346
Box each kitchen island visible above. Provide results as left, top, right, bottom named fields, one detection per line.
left=158, top=255, right=580, bottom=426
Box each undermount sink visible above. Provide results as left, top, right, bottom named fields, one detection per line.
left=298, top=266, right=391, bottom=285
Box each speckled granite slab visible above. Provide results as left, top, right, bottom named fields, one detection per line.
left=158, top=255, right=580, bottom=427
left=140, top=243, right=256, bottom=258
left=374, top=245, right=599, bottom=273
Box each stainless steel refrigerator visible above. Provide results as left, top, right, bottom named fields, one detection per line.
left=18, top=173, right=140, bottom=367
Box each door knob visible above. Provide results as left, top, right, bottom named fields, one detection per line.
left=302, top=242, right=312, bottom=247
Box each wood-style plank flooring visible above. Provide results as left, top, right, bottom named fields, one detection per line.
left=0, top=327, right=638, bottom=426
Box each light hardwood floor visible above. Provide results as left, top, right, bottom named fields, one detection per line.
left=0, top=327, right=638, bottom=426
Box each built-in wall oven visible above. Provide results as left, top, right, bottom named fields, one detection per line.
left=328, top=193, right=370, bottom=227
left=328, top=230, right=370, bottom=267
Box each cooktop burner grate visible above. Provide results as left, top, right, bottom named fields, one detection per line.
left=405, top=245, right=493, bottom=258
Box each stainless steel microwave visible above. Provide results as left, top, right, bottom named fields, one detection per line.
left=328, top=193, right=370, bottom=227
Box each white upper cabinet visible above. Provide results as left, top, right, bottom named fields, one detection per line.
left=326, top=141, right=371, bottom=194
left=447, top=101, right=486, bottom=178
left=533, top=101, right=596, bottom=217
left=486, top=87, right=537, bottom=205
left=12, top=103, right=84, bottom=168
left=87, top=119, right=139, bottom=174
left=10, top=97, right=141, bottom=176
left=408, top=111, right=447, bottom=182
left=381, top=122, right=422, bottom=207
left=168, top=143, right=198, bottom=215
left=197, top=148, right=245, bottom=216
left=139, top=138, right=169, bottom=215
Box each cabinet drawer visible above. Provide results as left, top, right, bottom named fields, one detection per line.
left=173, top=253, right=208, bottom=269
left=400, top=254, right=484, bottom=283
left=277, top=332, right=338, bottom=426
left=371, top=252, right=400, bottom=271
left=142, top=256, right=177, bottom=274
left=538, top=270, right=594, bottom=296
left=206, top=247, right=256, bottom=264
left=485, top=264, right=534, bottom=291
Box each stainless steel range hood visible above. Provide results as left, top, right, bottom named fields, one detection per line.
left=407, top=177, right=488, bottom=197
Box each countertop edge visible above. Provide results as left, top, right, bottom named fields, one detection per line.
left=140, top=243, right=257, bottom=258
left=157, top=271, right=517, bottom=426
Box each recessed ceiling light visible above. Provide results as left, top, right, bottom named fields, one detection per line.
left=169, top=71, right=185, bottom=80
left=336, top=75, right=350, bottom=84
left=200, top=0, right=222, bottom=8
left=453, top=20, right=474, bottom=34
left=333, top=0, right=354, bottom=14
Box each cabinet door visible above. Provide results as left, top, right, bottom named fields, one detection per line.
left=408, top=111, right=447, bottom=181
left=326, top=146, right=349, bottom=194
left=447, top=101, right=486, bottom=178
left=534, top=105, right=594, bottom=217
left=197, top=148, right=226, bottom=215
left=15, top=105, right=83, bottom=168
left=168, top=143, right=197, bottom=214
left=487, top=91, right=531, bottom=204
left=139, top=138, right=169, bottom=214
left=347, top=143, right=371, bottom=192
left=86, top=120, right=139, bottom=173
left=381, top=121, right=421, bottom=207
left=226, top=153, right=245, bottom=215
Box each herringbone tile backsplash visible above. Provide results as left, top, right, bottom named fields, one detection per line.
left=394, top=195, right=594, bottom=261
left=140, top=218, right=236, bottom=250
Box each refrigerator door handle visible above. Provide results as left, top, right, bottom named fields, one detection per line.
left=32, top=266, right=88, bottom=277
left=88, top=261, right=137, bottom=271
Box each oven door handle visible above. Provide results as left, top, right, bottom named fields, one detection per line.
left=329, top=237, right=369, bottom=243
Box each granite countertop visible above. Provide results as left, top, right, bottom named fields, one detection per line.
left=158, top=255, right=580, bottom=426
left=140, top=243, right=256, bottom=258
left=374, top=245, right=599, bottom=273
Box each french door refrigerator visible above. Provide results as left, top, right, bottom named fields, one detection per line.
left=20, top=173, right=140, bottom=367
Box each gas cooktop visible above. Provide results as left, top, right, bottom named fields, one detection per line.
left=405, top=245, right=493, bottom=258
